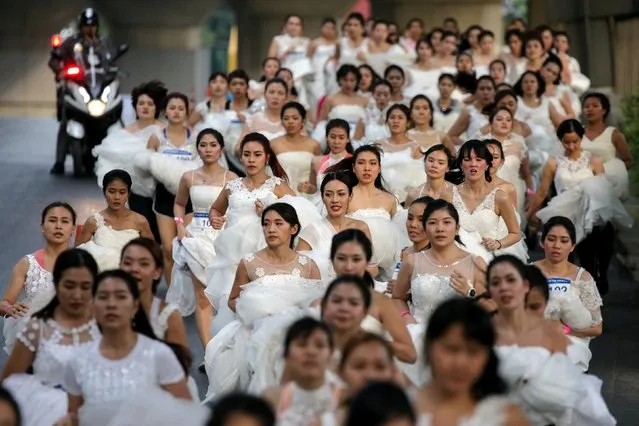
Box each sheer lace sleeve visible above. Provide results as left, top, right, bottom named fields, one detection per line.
left=16, top=317, right=42, bottom=352
left=574, top=269, right=603, bottom=326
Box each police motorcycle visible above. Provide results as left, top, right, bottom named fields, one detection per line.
left=49, top=30, right=129, bottom=176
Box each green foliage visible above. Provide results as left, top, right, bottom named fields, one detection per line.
left=620, top=91, right=639, bottom=196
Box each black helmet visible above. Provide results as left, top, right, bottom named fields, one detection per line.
left=78, top=8, right=99, bottom=27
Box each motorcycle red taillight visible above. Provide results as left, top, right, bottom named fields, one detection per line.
left=51, top=34, right=62, bottom=48
left=64, top=65, right=83, bottom=78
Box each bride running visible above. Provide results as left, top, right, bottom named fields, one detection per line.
left=76, top=170, right=153, bottom=271
left=204, top=203, right=323, bottom=400
left=1, top=202, right=76, bottom=354
left=204, top=133, right=319, bottom=334
left=166, top=129, right=237, bottom=348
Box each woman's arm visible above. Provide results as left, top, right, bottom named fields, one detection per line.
left=188, top=110, right=203, bottom=127
left=440, top=132, right=457, bottom=156
left=0, top=258, right=29, bottom=316
left=611, top=128, right=633, bottom=168
left=235, top=123, right=251, bottom=156
left=296, top=238, right=312, bottom=251
left=318, top=96, right=332, bottom=122
left=275, top=182, right=297, bottom=198
left=209, top=187, right=230, bottom=226
left=526, top=158, right=557, bottom=221
left=447, top=108, right=470, bottom=145
left=391, top=255, right=416, bottom=325
left=174, top=172, right=192, bottom=239
left=267, top=39, right=279, bottom=59
left=560, top=91, right=576, bottom=119
left=548, top=102, right=565, bottom=129
left=1, top=329, right=36, bottom=379
left=164, top=310, right=189, bottom=347
left=590, top=155, right=605, bottom=176
left=520, top=156, right=534, bottom=191
left=493, top=190, right=521, bottom=249
left=227, top=260, right=250, bottom=312
left=74, top=216, right=97, bottom=247
left=377, top=293, right=417, bottom=363
left=147, top=133, right=160, bottom=151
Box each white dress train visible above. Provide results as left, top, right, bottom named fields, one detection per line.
left=64, top=334, right=189, bottom=426
left=203, top=253, right=324, bottom=400
left=76, top=213, right=140, bottom=272
left=3, top=317, right=99, bottom=426
left=167, top=177, right=226, bottom=316
left=535, top=152, right=632, bottom=243
left=92, top=124, right=162, bottom=198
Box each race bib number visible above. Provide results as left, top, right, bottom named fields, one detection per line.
left=163, top=149, right=192, bottom=161
left=547, top=277, right=571, bottom=293
left=192, top=212, right=210, bottom=229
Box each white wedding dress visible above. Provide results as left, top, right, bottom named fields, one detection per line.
left=203, top=252, right=324, bottom=400
left=543, top=267, right=603, bottom=372
left=399, top=251, right=472, bottom=386
left=93, top=124, right=162, bottom=198
left=535, top=152, right=632, bottom=243
left=4, top=317, right=100, bottom=426
left=167, top=173, right=227, bottom=316
left=3, top=254, right=56, bottom=355
left=376, top=139, right=426, bottom=201
left=417, top=396, right=513, bottom=426
left=64, top=334, right=190, bottom=426
left=203, top=176, right=321, bottom=334
left=76, top=213, right=140, bottom=272
left=496, top=345, right=616, bottom=426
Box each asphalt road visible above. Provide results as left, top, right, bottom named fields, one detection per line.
left=0, top=117, right=636, bottom=420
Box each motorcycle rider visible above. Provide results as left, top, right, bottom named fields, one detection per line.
left=49, top=8, right=114, bottom=175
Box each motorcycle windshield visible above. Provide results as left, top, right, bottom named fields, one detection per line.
left=74, top=52, right=114, bottom=98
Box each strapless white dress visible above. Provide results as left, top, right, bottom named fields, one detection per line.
left=167, top=183, right=225, bottom=316
left=76, top=213, right=140, bottom=271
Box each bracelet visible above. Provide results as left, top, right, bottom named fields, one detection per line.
left=400, top=310, right=410, bottom=318
left=496, top=240, right=502, bottom=249
left=526, top=188, right=536, bottom=196
left=174, top=217, right=184, bottom=225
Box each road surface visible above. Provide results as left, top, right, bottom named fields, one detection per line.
left=0, top=117, right=636, bottom=419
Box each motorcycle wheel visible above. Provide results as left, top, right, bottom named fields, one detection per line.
left=70, top=138, right=85, bottom=177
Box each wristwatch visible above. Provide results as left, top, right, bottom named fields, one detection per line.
left=466, top=287, right=477, bottom=298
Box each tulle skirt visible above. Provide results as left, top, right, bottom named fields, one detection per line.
left=167, top=225, right=221, bottom=316
left=3, top=374, right=67, bottom=426
left=536, top=175, right=633, bottom=243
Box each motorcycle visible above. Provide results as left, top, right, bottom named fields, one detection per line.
left=50, top=32, right=129, bottom=176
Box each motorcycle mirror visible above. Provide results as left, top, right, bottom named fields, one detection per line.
left=112, top=44, right=129, bottom=62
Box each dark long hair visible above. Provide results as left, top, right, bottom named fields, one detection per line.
left=261, top=203, right=301, bottom=249
left=239, top=132, right=289, bottom=183
left=34, top=248, right=99, bottom=320
left=93, top=269, right=158, bottom=340
left=345, top=381, right=416, bottom=426
left=425, top=298, right=507, bottom=399
left=120, top=237, right=164, bottom=293
left=329, top=229, right=375, bottom=288
left=325, top=145, right=391, bottom=193
left=421, top=199, right=464, bottom=247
